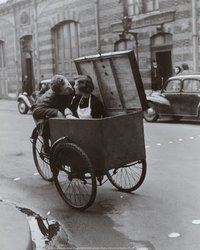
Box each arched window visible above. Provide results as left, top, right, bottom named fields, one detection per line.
left=53, top=21, right=79, bottom=78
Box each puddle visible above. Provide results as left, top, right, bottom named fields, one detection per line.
left=0, top=200, right=75, bottom=250
left=17, top=207, right=76, bottom=250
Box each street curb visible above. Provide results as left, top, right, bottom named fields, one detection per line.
left=0, top=202, right=33, bottom=250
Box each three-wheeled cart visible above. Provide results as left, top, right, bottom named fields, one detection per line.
left=31, top=50, right=148, bottom=210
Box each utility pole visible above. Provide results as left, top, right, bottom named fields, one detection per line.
left=192, top=0, right=199, bottom=72
left=95, top=0, right=101, bottom=54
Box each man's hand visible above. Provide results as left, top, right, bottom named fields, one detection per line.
left=65, top=114, right=78, bottom=119
left=57, top=111, right=64, bottom=118
left=64, top=108, right=73, bottom=116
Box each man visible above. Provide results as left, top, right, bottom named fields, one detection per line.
left=151, top=60, right=163, bottom=91
left=180, top=63, right=192, bottom=75
left=32, top=74, right=73, bottom=153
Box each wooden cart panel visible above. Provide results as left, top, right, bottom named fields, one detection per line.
left=49, top=111, right=145, bottom=173
left=74, top=50, right=148, bottom=116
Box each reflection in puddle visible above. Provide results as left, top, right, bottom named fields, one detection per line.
left=0, top=200, right=75, bottom=249
left=17, top=207, right=62, bottom=249
left=17, top=207, right=67, bottom=250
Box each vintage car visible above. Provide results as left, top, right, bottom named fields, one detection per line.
left=143, top=74, right=200, bottom=122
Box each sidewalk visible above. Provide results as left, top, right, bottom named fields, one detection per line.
left=0, top=100, right=33, bottom=249
left=0, top=202, right=33, bottom=250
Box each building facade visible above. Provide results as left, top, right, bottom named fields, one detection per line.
left=0, top=0, right=198, bottom=98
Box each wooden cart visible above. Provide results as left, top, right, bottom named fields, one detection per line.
left=32, top=50, right=148, bottom=210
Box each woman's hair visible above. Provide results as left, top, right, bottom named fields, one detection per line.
left=175, top=66, right=181, bottom=74
left=51, top=75, right=70, bottom=93
left=77, top=75, right=94, bottom=94
left=182, top=63, right=189, bottom=70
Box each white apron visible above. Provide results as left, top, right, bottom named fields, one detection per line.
left=77, top=95, right=92, bottom=119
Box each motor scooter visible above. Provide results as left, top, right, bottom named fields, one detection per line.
left=17, top=79, right=51, bottom=114
left=17, top=92, right=37, bottom=114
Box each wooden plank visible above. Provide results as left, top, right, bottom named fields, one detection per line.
left=74, top=50, right=147, bottom=113
left=109, top=58, right=127, bottom=112
left=111, top=55, right=141, bottom=109
left=91, top=60, right=106, bottom=108
left=128, top=52, right=148, bottom=110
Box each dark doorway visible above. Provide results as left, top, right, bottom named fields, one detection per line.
left=20, top=35, right=34, bottom=95
left=156, top=51, right=172, bottom=83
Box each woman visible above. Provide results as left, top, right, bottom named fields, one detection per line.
left=68, top=75, right=105, bottom=119
left=174, top=66, right=181, bottom=75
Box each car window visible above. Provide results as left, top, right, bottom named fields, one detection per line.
left=183, top=79, right=200, bottom=92
left=164, top=80, right=181, bottom=93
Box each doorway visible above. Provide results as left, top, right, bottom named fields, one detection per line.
left=156, top=51, right=172, bottom=83
left=20, top=35, right=34, bottom=94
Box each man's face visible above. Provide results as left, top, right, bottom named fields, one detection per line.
left=153, top=62, right=157, bottom=68
left=60, top=80, right=73, bottom=95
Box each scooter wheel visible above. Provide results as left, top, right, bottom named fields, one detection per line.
left=18, top=100, right=29, bottom=114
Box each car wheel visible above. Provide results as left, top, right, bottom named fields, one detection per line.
left=143, top=103, right=159, bottom=122
left=173, top=116, right=183, bottom=122
left=18, top=101, right=29, bottom=114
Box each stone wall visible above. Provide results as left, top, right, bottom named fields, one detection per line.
left=0, top=0, right=198, bottom=97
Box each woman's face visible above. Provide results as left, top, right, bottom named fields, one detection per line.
left=175, top=67, right=180, bottom=74
left=74, top=80, right=80, bottom=95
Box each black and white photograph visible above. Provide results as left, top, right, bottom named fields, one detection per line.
left=0, top=0, right=200, bottom=249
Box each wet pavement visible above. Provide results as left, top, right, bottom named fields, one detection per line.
left=1, top=100, right=200, bottom=250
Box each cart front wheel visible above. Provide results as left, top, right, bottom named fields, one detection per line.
left=106, top=160, right=146, bottom=192
left=52, top=143, right=97, bottom=210
left=32, top=131, right=53, bottom=181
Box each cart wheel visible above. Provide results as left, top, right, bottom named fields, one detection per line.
left=52, top=143, right=97, bottom=210
left=18, top=101, right=29, bottom=114
left=106, top=160, right=146, bottom=192
left=32, top=131, right=53, bottom=181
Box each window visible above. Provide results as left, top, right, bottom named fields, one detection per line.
left=127, top=0, right=159, bottom=15
left=164, top=80, right=181, bottom=92
left=53, top=21, right=79, bottom=77
left=0, top=41, right=5, bottom=68
left=127, top=0, right=142, bottom=16
left=183, top=79, right=200, bottom=92
left=143, top=0, right=159, bottom=13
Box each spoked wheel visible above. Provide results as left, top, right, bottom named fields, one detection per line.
left=32, top=131, right=53, bottom=181
left=52, top=143, right=97, bottom=210
left=106, top=160, right=146, bottom=192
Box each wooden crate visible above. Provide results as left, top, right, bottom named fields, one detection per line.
left=49, top=111, right=145, bottom=173
left=74, top=50, right=148, bottom=116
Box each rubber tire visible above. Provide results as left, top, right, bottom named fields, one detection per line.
left=52, top=143, right=97, bottom=211
left=106, top=160, right=147, bottom=192
left=32, top=131, right=53, bottom=182
left=143, top=102, right=159, bottom=122
left=173, top=116, right=183, bottom=122
left=18, top=100, right=29, bottom=114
